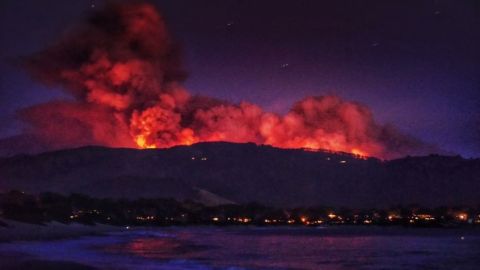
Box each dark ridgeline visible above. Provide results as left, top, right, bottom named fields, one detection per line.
left=0, top=142, right=479, bottom=208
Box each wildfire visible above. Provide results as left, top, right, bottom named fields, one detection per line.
left=131, top=122, right=373, bottom=158
left=127, top=92, right=380, bottom=157
left=351, top=148, right=369, bottom=159
left=134, top=135, right=156, bottom=149
left=20, top=2, right=426, bottom=160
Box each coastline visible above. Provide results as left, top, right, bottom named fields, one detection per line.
left=0, top=219, right=121, bottom=270
left=1, top=223, right=479, bottom=270
left=0, top=218, right=121, bottom=243
left=0, top=256, right=98, bottom=270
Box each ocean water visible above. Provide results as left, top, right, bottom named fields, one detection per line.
left=1, top=226, right=479, bottom=270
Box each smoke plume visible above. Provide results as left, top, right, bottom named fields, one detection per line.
left=20, top=2, right=430, bottom=159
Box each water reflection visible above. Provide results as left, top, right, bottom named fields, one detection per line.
left=105, top=227, right=480, bottom=270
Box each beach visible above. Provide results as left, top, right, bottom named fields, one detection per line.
left=0, top=219, right=120, bottom=269
left=0, top=219, right=120, bottom=242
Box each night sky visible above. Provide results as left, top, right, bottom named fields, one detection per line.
left=0, top=0, right=479, bottom=157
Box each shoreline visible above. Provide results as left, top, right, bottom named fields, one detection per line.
left=1, top=222, right=479, bottom=270
left=0, top=256, right=98, bottom=270
left=0, top=218, right=121, bottom=243
left=1, top=218, right=478, bottom=244
left=0, top=219, right=119, bottom=270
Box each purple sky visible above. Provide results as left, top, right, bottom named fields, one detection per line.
left=0, top=0, right=479, bottom=157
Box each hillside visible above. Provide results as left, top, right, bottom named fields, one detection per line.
left=0, top=142, right=479, bottom=207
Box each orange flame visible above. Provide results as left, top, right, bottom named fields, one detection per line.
left=20, top=2, right=423, bottom=160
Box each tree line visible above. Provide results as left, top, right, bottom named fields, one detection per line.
left=0, top=190, right=478, bottom=227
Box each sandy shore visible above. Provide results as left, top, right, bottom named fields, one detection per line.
left=0, top=219, right=120, bottom=242
left=0, top=219, right=121, bottom=270
left=0, top=256, right=98, bottom=270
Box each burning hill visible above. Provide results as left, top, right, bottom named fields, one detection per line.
left=12, top=2, right=434, bottom=160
